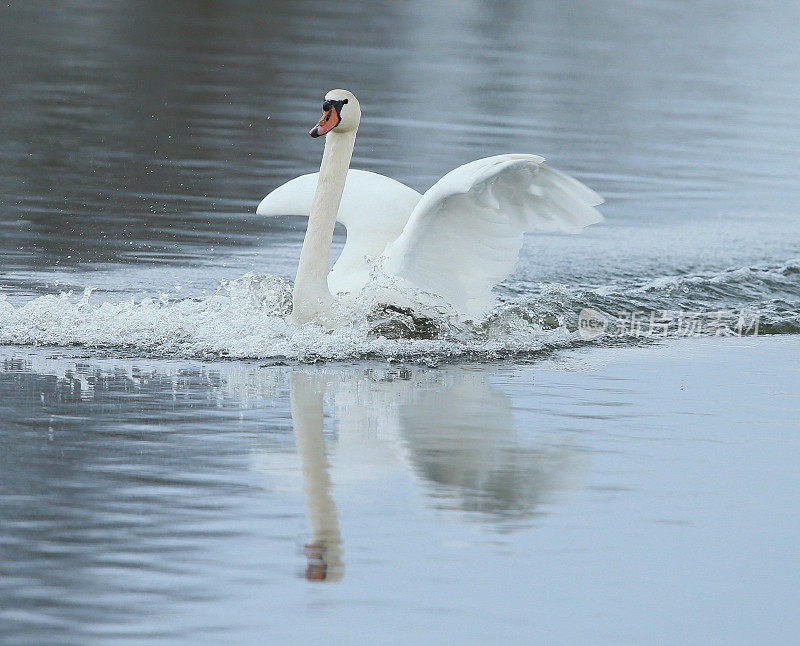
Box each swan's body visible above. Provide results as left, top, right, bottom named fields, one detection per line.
left=258, top=89, right=604, bottom=323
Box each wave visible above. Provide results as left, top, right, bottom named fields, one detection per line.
left=1, top=259, right=798, bottom=362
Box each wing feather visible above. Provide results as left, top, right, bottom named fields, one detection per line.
left=257, top=169, right=422, bottom=294
left=381, top=154, right=603, bottom=319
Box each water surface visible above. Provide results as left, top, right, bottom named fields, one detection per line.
left=1, top=1, right=800, bottom=643
left=1, top=0, right=799, bottom=360
left=2, top=338, right=799, bottom=644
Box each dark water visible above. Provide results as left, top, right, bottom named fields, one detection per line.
left=1, top=0, right=799, bottom=358
left=1, top=1, right=800, bottom=643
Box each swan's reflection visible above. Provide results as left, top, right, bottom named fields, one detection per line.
left=0, top=352, right=582, bottom=587
left=286, top=364, right=582, bottom=580
left=322, top=366, right=578, bottom=518
left=289, top=372, right=344, bottom=581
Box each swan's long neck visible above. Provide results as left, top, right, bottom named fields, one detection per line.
left=291, top=130, right=356, bottom=324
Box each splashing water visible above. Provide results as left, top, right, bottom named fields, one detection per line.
left=0, top=259, right=798, bottom=363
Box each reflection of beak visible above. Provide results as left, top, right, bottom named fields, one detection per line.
left=309, top=107, right=339, bottom=137
left=304, top=543, right=328, bottom=580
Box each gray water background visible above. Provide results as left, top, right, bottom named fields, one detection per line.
left=1, top=0, right=800, bottom=643
left=2, top=0, right=800, bottom=309
left=2, top=339, right=799, bottom=644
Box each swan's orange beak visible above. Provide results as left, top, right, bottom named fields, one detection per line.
left=309, top=103, right=340, bottom=138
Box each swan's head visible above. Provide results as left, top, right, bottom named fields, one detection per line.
left=309, top=89, right=360, bottom=138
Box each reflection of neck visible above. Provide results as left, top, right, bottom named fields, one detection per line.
left=290, top=130, right=356, bottom=324
left=289, top=371, right=343, bottom=580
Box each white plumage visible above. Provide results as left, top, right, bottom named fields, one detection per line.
left=258, top=90, right=603, bottom=322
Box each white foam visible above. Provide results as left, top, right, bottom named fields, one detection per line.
left=0, top=272, right=574, bottom=362
left=3, top=257, right=798, bottom=361
left=593, top=257, right=800, bottom=297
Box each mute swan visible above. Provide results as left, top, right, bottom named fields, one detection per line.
left=257, top=89, right=604, bottom=324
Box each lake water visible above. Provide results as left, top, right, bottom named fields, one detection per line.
left=1, top=1, right=799, bottom=644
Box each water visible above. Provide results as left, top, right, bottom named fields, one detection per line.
left=2, top=0, right=800, bottom=360
left=1, top=0, right=799, bottom=643
left=2, top=339, right=799, bottom=644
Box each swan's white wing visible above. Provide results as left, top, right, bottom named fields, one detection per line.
left=382, top=154, right=603, bottom=320
left=257, top=169, right=422, bottom=294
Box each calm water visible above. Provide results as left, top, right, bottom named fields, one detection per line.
left=2, top=339, right=799, bottom=644
left=1, top=0, right=799, bottom=643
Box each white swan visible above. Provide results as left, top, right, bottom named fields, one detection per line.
left=258, top=89, right=604, bottom=324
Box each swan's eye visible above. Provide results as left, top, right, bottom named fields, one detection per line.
left=322, top=101, right=332, bottom=112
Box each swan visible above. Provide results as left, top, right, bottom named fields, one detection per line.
left=257, top=89, right=604, bottom=324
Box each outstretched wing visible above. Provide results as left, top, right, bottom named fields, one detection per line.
left=381, top=154, right=603, bottom=320
left=257, top=169, right=423, bottom=294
